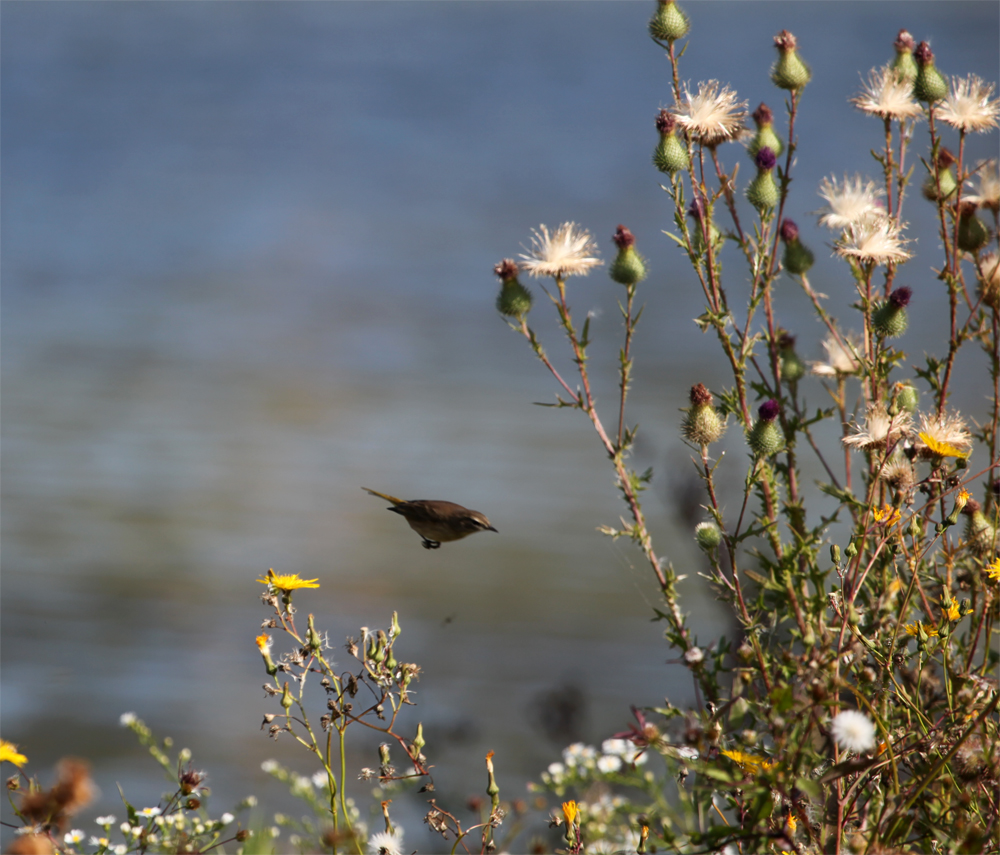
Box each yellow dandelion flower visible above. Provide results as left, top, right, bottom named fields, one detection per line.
left=903, top=621, right=938, bottom=637
left=0, top=739, right=27, bottom=767
left=787, top=813, right=798, bottom=832
left=258, top=568, right=320, bottom=591
left=872, top=505, right=901, bottom=526
left=255, top=633, right=272, bottom=652
left=985, top=558, right=1000, bottom=582
left=918, top=431, right=971, bottom=460
left=561, top=800, right=579, bottom=825
left=944, top=601, right=961, bottom=622
left=720, top=748, right=776, bottom=774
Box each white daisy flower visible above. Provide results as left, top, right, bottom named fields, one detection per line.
left=519, top=223, right=602, bottom=279
left=596, top=754, right=622, bottom=774
left=600, top=738, right=632, bottom=757
left=830, top=709, right=876, bottom=752
left=817, top=175, right=885, bottom=230
left=64, top=830, right=85, bottom=844
left=118, top=712, right=137, bottom=727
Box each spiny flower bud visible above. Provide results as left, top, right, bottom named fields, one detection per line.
left=957, top=202, right=990, bottom=253
left=493, top=259, right=533, bottom=318
left=748, top=103, right=784, bottom=160
left=695, top=521, right=722, bottom=550
left=653, top=109, right=690, bottom=175
left=962, top=499, right=997, bottom=557
left=913, top=41, right=947, bottom=102
left=648, top=0, right=690, bottom=44
left=681, top=383, right=726, bottom=446
left=746, top=146, right=779, bottom=212
left=892, top=30, right=918, bottom=82
left=747, top=399, right=784, bottom=457
left=922, top=148, right=958, bottom=201
left=779, top=218, right=814, bottom=274
left=771, top=30, right=811, bottom=91
left=892, top=381, right=920, bottom=414
left=872, top=286, right=911, bottom=338
left=609, top=225, right=648, bottom=286
left=777, top=332, right=806, bottom=383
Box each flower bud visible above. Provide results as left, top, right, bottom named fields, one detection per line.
left=845, top=538, right=858, bottom=559
left=648, top=0, right=690, bottom=44
left=746, top=147, right=779, bottom=212
left=653, top=109, right=690, bottom=175
left=280, top=681, right=294, bottom=710
left=681, top=383, right=726, bottom=446
left=779, top=219, right=814, bottom=275
left=892, top=381, right=920, bottom=414
left=957, top=202, right=989, bottom=253
left=891, top=30, right=917, bottom=82
left=922, top=148, right=957, bottom=202
left=872, top=286, right=911, bottom=338
left=493, top=259, right=532, bottom=318
left=913, top=41, right=947, bottom=102
left=747, top=399, right=784, bottom=457
left=778, top=332, right=806, bottom=383
left=771, top=30, right=810, bottom=91
left=609, top=225, right=648, bottom=285
left=748, top=103, right=784, bottom=160
left=412, top=723, right=426, bottom=755
left=962, top=499, right=997, bottom=557
left=695, top=521, right=722, bottom=550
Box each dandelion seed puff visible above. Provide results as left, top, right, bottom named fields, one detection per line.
left=830, top=710, right=876, bottom=752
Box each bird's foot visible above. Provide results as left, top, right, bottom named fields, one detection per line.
left=422, top=539, right=442, bottom=550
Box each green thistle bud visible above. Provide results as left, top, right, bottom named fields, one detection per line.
left=746, top=147, right=779, bottom=212
left=913, top=41, right=947, bottom=102
left=962, top=499, right=997, bottom=557
left=648, top=0, right=690, bottom=43
left=771, top=30, right=811, bottom=91
left=779, top=218, right=814, bottom=275
left=891, top=30, right=917, bottom=82
left=872, top=286, right=911, bottom=338
left=957, top=202, right=990, bottom=253
left=493, top=259, right=532, bottom=318
left=777, top=332, right=806, bottom=383
left=695, top=521, right=722, bottom=550
left=609, top=225, right=647, bottom=286
left=893, top=381, right=920, bottom=414
left=653, top=109, right=689, bottom=175
left=681, top=383, right=726, bottom=446
left=747, top=399, right=784, bottom=457
left=747, top=103, right=783, bottom=160
left=922, top=148, right=958, bottom=202
left=845, top=538, right=858, bottom=559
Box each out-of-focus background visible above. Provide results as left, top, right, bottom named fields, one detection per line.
left=2, top=0, right=997, bottom=847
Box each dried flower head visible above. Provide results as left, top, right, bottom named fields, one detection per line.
left=18, top=759, right=96, bottom=829
left=835, top=213, right=912, bottom=267
left=673, top=80, right=747, bottom=147
left=915, top=411, right=972, bottom=459
left=830, top=710, right=876, bottom=753
left=937, top=75, right=1000, bottom=134
left=967, top=160, right=1000, bottom=213
left=810, top=333, right=862, bottom=377
left=879, top=453, right=916, bottom=494
left=817, top=175, right=886, bottom=230
left=843, top=403, right=912, bottom=451
left=368, top=829, right=404, bottom=855
left=518, top=223, right=602, bottom=279
left=851, top=65, right=923, bottom=121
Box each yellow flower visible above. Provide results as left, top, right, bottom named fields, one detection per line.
left=787, top=813, right=798, bottom=832
left=918, top=431, right=971, bottom=460
left=258, top=568, right=320, bottom=591
left=561, top=800, right=579, bottom=825
left=903, top=621, right=938, bottom=637
left=0, top=739, right=27, bottom=767
left=872, top=505, right=901, bottom=526
left=985, top=558, right=1000, bottom=582
left=944, top=601, right=961, bottom=622
left=720, top=748, right=776, bottom=774
left=886, top=577, right=902, bottom=596
left=255, top=634, right=272, bottom=653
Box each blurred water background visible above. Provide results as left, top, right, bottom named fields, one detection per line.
left=2, top=1, right=997, bottom=848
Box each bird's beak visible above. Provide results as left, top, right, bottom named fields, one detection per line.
left=487, top=525, right=498, bottom=532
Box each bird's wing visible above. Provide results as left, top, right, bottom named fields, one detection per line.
left=362, top=487, right=404, bottom=505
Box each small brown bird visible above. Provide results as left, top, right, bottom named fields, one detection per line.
left=362, top=487, right=497, bottom=549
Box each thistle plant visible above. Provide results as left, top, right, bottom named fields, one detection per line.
left=497, top=4, right=999, bottom=852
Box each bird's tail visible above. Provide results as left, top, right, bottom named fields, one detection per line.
left=362, top=487, right=404, bottom=505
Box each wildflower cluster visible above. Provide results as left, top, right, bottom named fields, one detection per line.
left=498, top=5, right=999, bottom=852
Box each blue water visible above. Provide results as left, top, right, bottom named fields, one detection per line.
left=2, top=1, right=997, bottom=848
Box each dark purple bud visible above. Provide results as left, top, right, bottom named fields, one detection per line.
left=752, top=103, right=774, bottom=128
left=493, top=259, right=519, bottom=281
left=959, top=201, right=978, bottom=219
left=936, top=147, right=956, bottom=168
left=888, top=286, right=912, bottom=309
left=961, top=498, right=981, bottom=516
left=914, top=41, right=933, bottom=66
left=755, top=147, right=777, bottom=171
left=773, top=29, right=797, bottom=52
left=779, top=219, right=799, bottom=243
left=777, top=332, right=796, bottom=349
left=655, top=108, right=676, bottom=135
left=991, top=478, right=1000, bottom=498
left=894, top=29, right=915, bottom=52
left=612, top=225, right=636, bottom=249
left=688, top=194, right=707, bottom=221
left=758, top=399, right=781, bottom=421
left=690, top=383, right=712, bottom=406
